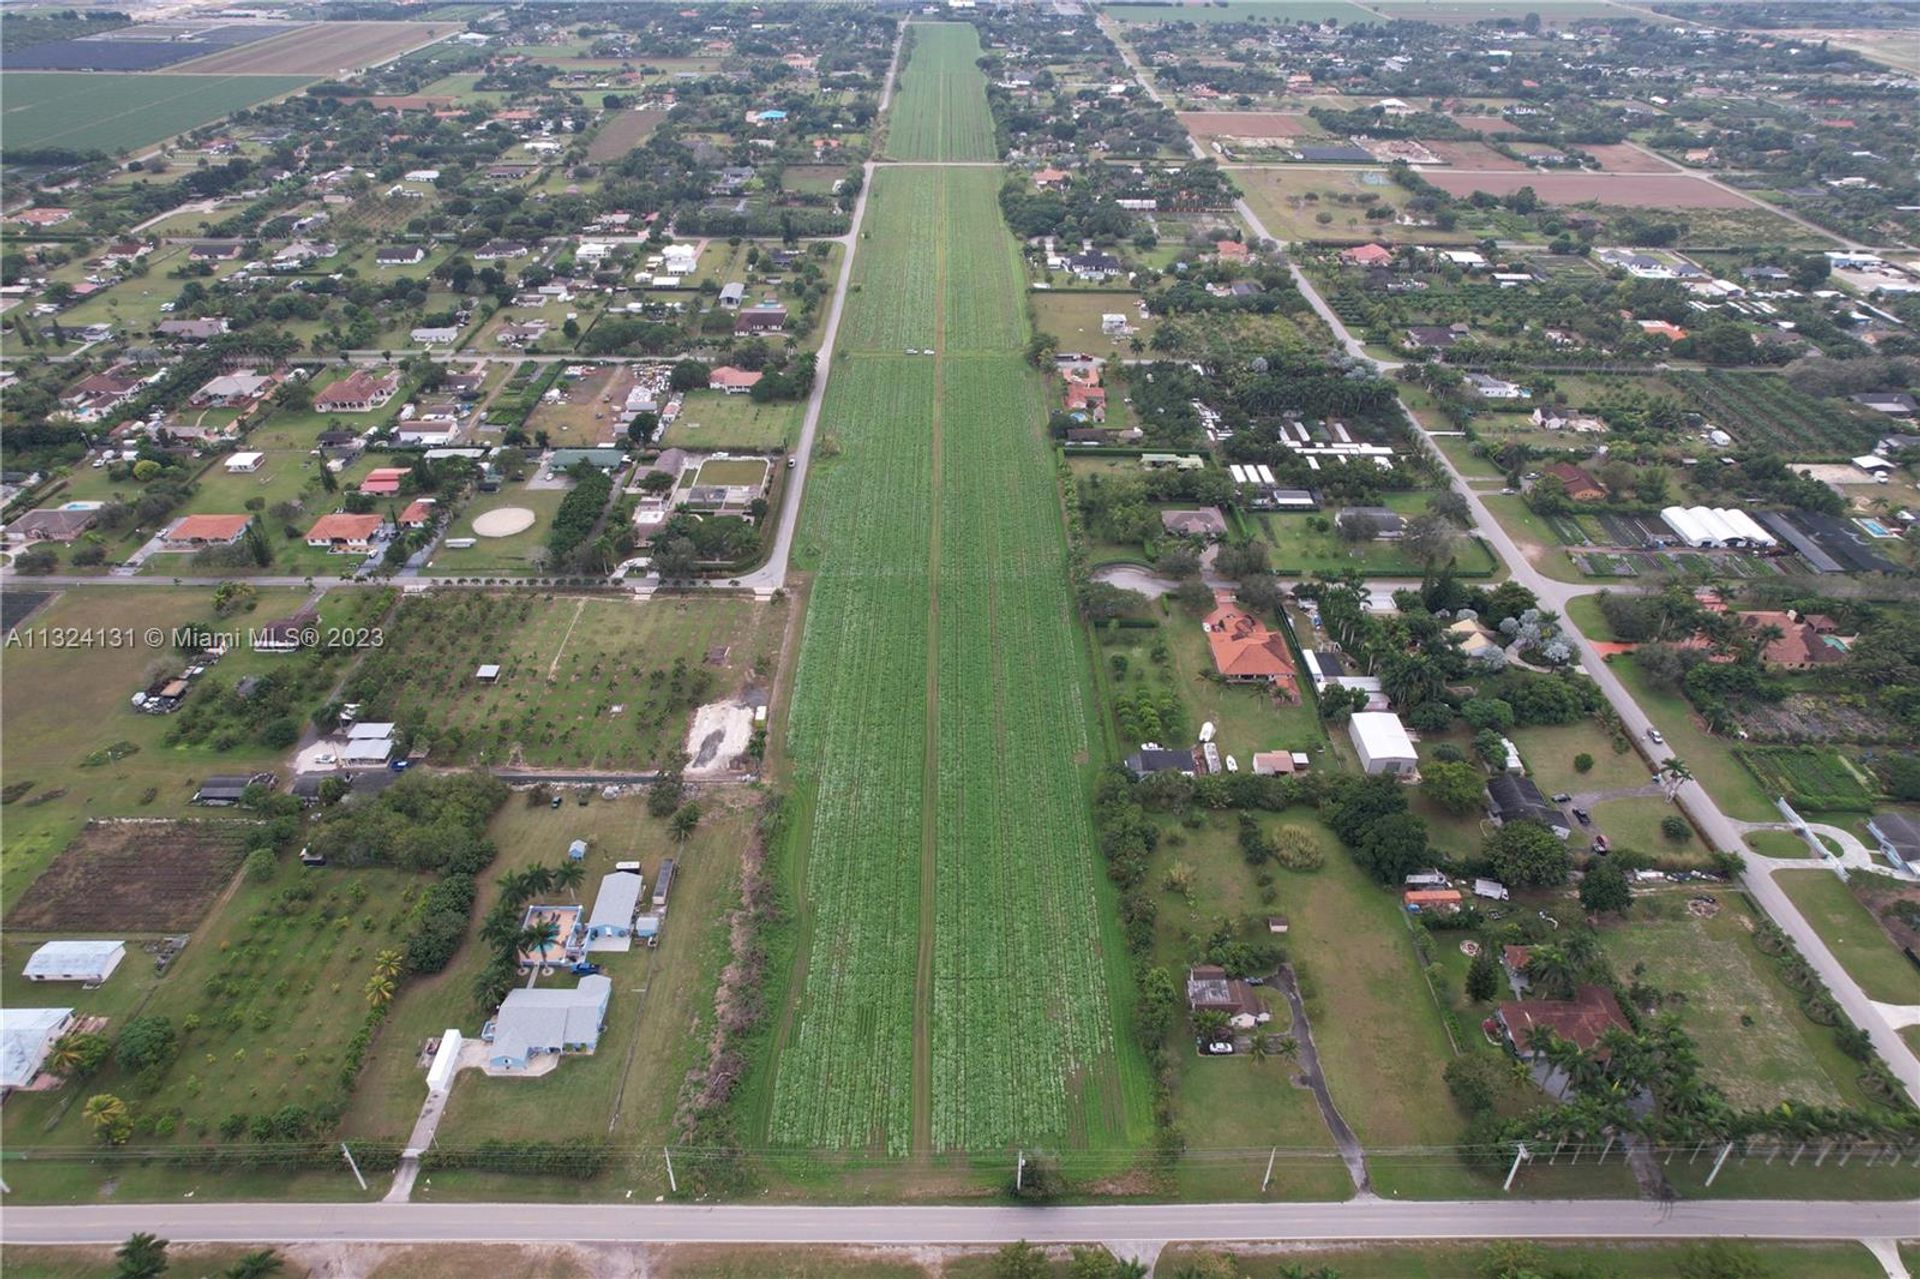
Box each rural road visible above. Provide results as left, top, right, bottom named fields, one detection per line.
left=1098, top=15, right=1920, bottom=1105
left=4, top=1198, right=1918, bottom=1247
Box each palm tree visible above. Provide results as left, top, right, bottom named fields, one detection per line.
left=44, top=1035, right=85, bottom=1078
left=83, top=1092, right=129, bottom=1136
left=224, top=1249, right=285, bottom=1279
left=519, top=918, right=562, bottom=987
left=552, top=859, right=587, bottom=902
left=372, top=949, right=404, bottom=981
left=364, top=973, right=396, bottom=1008
left=1193, top=1009, right=1230, bottom=1045
left=114, top=1232, right=169, bottom=1279
left=1660, top=756, right=1692, bottom=801
left=522, top=863, right=555, bottom=898
left=1276, top=1034, right=1301, bottom=1063
left=1522, top=943, right=1579, bottom=1001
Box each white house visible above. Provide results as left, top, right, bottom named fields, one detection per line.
left=585, top=870, right=644, bottom=950
left=1350, top=711, right=1417, bottom=776
left=1, top=1006, right=74, bottom=1091
left=22, top=940, right=125, bottom=985
left=484, top=975, right=611, bottom=1073
left=225, top=451, right=266, bottom=473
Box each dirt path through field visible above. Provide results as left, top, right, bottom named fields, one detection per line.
left=547, top=597, right=587, bottom=679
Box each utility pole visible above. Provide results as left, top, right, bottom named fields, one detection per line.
left=340, top=1143, right=367, bottom=1191
left=1016, top=1149, right=1025, bottom=1193
left=1704, top=1141, right=1734, bottom=1187
left=1261, top=1147, right=1277, bottom=1194
left=1503, top=1142, right=1530, bottom=1193
left=664, top=1146, right=678, bottom=1194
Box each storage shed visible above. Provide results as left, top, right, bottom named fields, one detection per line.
left=23, top=940, right=125, bottom=984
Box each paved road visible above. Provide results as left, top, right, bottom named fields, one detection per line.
left=4, top=1198, right=1917, bottom=1246
left=1098, top=18, right=1920, bottom=1103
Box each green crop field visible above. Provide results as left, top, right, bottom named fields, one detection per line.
left=0, top=73, right=314, bottom=154
left=764, top=144, right=1143, bottom=1148
left=1106, top=1, right=1382, bottom=23
left=884, top=23, right=998, bottom=163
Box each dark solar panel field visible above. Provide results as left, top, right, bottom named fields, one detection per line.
left=6, top=24, right=297, bottom=71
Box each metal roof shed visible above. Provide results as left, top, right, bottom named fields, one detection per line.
left=23, top=940, right=126, bottom=984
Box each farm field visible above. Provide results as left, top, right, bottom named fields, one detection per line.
left=7, top=820, right=248, bottom=932
left=1777, top=870, right=1920, bottom=1006
left=1368, top=0, right=1633, bottom=22
left=1422, top=170, right=1755, bottom=208
left=1177, top=111, right=1322, bottom=143
left=762, top=153, right=1142, bottom=1155
left=1236, top=168, right=1493, bottom=244
left=0, top=585, right=325, bottom=914
left=0, top=72, right=314, bottom=153
left=586, top=108, right=668, bottom=162
left=884, top=23, right=997, bottom=163
left=167, top=20, right=458, bottom=74
left=1669, top=370, right=1884, bottom=458
left=1157, top=1242, right=1887, bottom=1279
left=340, top=592, right=778, bottom=772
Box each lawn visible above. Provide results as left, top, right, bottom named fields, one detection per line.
left=1590, top=795, right=1707, bottom=865
left=662, top=392, right=802, bottom=451
left=1237, top=168, right=1499, bottom=245
left=339, top=592, right=779, bottom=771
left=1598, top=894, right=1876, bottom=1110
left=355, top=795, right=759, bottom=1158
left=1745, top=829, right=1821, bottom=859
left=432, top=486, right=566, bottom=576
left=1510, top=722, right=1651, bottom=796
left=1031, top=290, right=1158, bottom=359
left=1598, top=652, right=1778, bottom=823
left=0, top=585, right=323, bottom=913
left=1777, top=870, right=1920, bottom=1005
left=756, top=157, right=1147, bottom=1158
left=1258, top=494, right=1497, bottom=578
left=1157, top=1243, right=1885, bottom=1279
left=0, top=72, right=315, bottom=154
left=885, top=23, right=997, bottom=163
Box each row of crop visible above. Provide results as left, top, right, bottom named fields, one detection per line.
left=1670, top=370, right=1878, bottom=456
left=768, top=355, right=937, bottom=1153
left=885, top=22, right=997, bottom=164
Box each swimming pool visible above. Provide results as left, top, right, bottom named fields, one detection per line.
left=1857, top=517, right=1895, bottom=538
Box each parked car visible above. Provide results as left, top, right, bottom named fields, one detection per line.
left=1203, top=1041, right=1234, bottom=1056
left=1552, top=792, right=1573, bottom=804
left=1646, top=727, right=1665, bottom=745
left=1573, top=808, right=1592, bottom=825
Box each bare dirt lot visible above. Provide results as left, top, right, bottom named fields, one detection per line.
left=1420, top=139, right=1526, bottom=170
left=1449, top=113, right=1520, bottom=133
left=1581, top=141, right=1673, bottom=173
left=168, top=21, right=459, bottom=75
left=1424, top=171, right=1752, bottom=208
left=1179, top=111, right=1320, bottom=143
left=8, top=819, right=248, bottom=931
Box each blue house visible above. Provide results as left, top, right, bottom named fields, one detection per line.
left=482, top=975, right=611, bottom=1073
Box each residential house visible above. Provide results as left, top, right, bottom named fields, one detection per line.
left=1033, top=167, right=1070, bottom=190
left=1638, top=319, right=1688, bottom=341
left=192, top=371, right=274, bottom=408
left=411, top=326, right=461, bottom=346
left=1532, top=407, right=1607, bottom=433
left=225, top=451, right=266, bottom=473
left=58, top=367, right=144, bottom=421
left=1734, top=610, right=1851, bottom=670
left=1486, top=773, right=1570, bottom=838
left=1350, top=712, right=1417, bottom=777
left=1405, top=324, right=1466, bottom=350
left=360, top=467, right=410, bottom=496
left=1123, top=747, right=1197, bottom=778
left=473, top=240, right=529, bottom=261
left=398, top=498, right=436, bottom=528
left=1448, top=616, right=1503, bottom=662
left=376, top=245, right=428, bottom=267
left=1852, top=393, right=1918, bottom=417
left=188, top=242, right=245, bottom=263
left=7, top=509, right=96, bottom=543
left=1202, top=596, right=1298, bottom=695
left=315, top=370, right=400, bottom=413
left=193, top=775, right=259, bottom=805
left=304, top=512, right=387, bottom=553
left=1464, top=372, right=1528, bottom=400
left=734, top=304, right=788, bottom=335
left=1540, top=462, right=1608, bottom=502
left=1185, top=965, right=1264, bottom=1023
left=483, top=975, right=612, bottom=1073
left=10, top=207, right=73, bottom=227
left=1500, top=944, right=1533, bottom=997
left=1, top=1007, right=75, bottom=1092
left=1335, top=506, right=1406, bottom=539
left=1063, top=366, right=1106, bottom=421
left=709, top=366, right=763, bottom=394
left=718, top=282, right=746, bottom=309
left=163, top=514, right=251, bottom=549
left=253, top=609, right=318, bottom=654
left=156, top=318, right=230, bottom=342
left=22, top=940, right=125, bottom=985
left=1160, top=507, right=1229, bottom=540
left=1067, top=252, right=1122, bottom=280
left=1340, top=243, right=1395, bottom=268
left=1495, top=985, right=1634, bottom=1100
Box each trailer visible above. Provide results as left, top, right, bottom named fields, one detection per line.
left=651, top=858, right=675, bottom=908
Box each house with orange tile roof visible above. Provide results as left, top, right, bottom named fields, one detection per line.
left=162, top=514, right=251, bottom=549
left=304, top=513, right=387, bottom=553
left=1202, top=594, right=1299, bottom=698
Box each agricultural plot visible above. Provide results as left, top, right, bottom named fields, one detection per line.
left=7, top=820, right=248, bottom=932
left=767, top=160, right=1139, bottom=1154
left=885, top=24, right=998, bottom=163
left=1733, top=747, right=1877, bottom=813
left=662, top=392, right=802, bottom=451
left=1668, top=371, right=1883, bottom=458
left=167, top=21, right=459, bottom=74
left=0, top=73, right=314, bottom=153
left=1423, top=171, right=1755, bottom=209
left=5, top=22, right=292, bottom=71
left=341, top=593, right=776, bottom=772
left=1107, top=1, right=1381, bottom=22
left=586, top=109, right=668, bottom=162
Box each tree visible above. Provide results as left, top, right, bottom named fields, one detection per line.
left=364, top=972, right=396, bottom=1008
left=995, top=1240, right=1051, bottom=1278
left=1579, top=859, right=1633, bottom=916
left=1574, top=752, right=1594, bottom=774
left=47, top=1030, right=110, bottom=1078
left=1465, top=949, right=1500, bottom=1002
left=373, top=949, right=403, bottom=981
left=85, top=1093, right=133, bottom=1146
left=1484, top=820, right=1572, bottom=888
left=1355, top=812, right=1431, bottom=885
left=1404, top=512, right=1459, bottom=568
left=669, top=801, right=702, bottom=842
left=223, top=1250, right=285, bottom=1279
left=114, top=1232, right=169, bottom=1279
left=552, top=859, right=586, bottom=901
left=1422, top=759, right=1487, bottom=816
left=1461, top=697, right=1515, bottom=732
left=1661, top=815, right=1692, bottom=843
left=115, top=1015, right=178, bottom=1073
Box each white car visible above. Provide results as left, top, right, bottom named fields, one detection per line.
left=1646, top=728, right=1665, bottom=745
